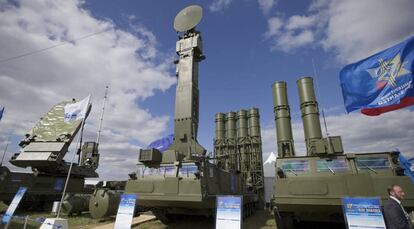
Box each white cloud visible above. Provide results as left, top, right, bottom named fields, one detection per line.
left=258, top=0, right=276, bottom=15
left=323, top=110, right=414, bottom=155
left=264, top=0, right=414, bottom=63
left=269, top=29, right=315, bottom=52
left=265, top=21, right=315, bottom=52
left=209, top=0, right=234, bottom=12
left=0, top=0, right=176, bottom=180
left=210, top=0, right=276, bottom=16
left=320, top=0, right=414, bottom=63
left=264, top=16, right=316, bottom=52
left=264, top=17, right=283, bottom=38
left=285, top=15, right=316, bottom=30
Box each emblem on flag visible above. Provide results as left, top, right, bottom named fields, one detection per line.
left=64, top=95, right=91, bottom=122
left=367, top=53, right=410, bottom=89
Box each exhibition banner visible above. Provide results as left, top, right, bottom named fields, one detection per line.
left=114, top=194, right=137, bottom=229
left=342, top=197, right=386, bottom=229
left=216, top=195, right=242, bottom=229
left=1, top=186, right=27, bottom=224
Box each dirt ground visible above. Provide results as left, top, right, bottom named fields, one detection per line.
left=1, top=202, right=113, bottom=229
left=132, top=210, right=346, bottom=229
left=133, top=210, right=276, bottom=229
left=2, top=202, right=346, bottom=229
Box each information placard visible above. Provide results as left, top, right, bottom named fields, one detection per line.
left=342, top=197, right=386, bottom=229
left=216, top=195, right=242, bottom=229
left=114, top=194, right=137, bottom=229
left=1, top=186, right=27, bottom=224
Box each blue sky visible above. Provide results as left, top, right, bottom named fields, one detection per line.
left=84, top=0, right=344, bottom=148
left=0, top=0, right=413, bottom=179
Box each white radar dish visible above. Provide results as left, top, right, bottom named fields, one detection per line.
left=174, top=5, right=203, bottom=32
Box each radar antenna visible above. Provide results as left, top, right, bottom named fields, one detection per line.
left=166, top=5, right=206, bottom=160
left=173, top=5, right=203, bottom=33
left=96, top=86, right=109, bottom=144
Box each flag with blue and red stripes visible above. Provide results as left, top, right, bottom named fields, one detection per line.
left=340, top=36, right=414, bottom=116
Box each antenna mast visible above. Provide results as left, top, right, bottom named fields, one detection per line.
left=312, top=58, right=334, bottom=154
left=312, top=58, right=330, bottom=137
left=96, top=86, right=109, bottom=144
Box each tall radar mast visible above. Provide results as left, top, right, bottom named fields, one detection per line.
left=167, top=5, right=206, bottom=160
left=126, top=6, right=261, bottom=222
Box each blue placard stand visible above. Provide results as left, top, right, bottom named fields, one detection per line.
left=114, top=194, right=137, bottom=229
left=342, top=197, right=386, bottom=229
left=1, top=186, right=27, bottom=225
left=216, top=195, right=243, bottom=229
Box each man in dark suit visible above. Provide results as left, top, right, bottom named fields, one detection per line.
left=383, top=184, right=413, bottom=229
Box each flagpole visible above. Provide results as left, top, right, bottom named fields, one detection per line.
left=55, top=95, right=91, bottom=218
left=77, top=121, right=85, bottom=164
left=77, top=96, right=91, bottom=164
left=56, top=118, right=85, bottom=218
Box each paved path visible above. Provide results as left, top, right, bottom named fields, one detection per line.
left=92, top=214, right=156, bottom=229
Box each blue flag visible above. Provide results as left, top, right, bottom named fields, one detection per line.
left=399, top=153, right=414, bottom=184
left=147, top=134, right=174, bottom=153
left=340, top=36, right=414, bottom=116
left=0, top=106, right=4, bottom=121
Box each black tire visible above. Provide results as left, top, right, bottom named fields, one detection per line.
left=42, top=200, right=53, bottom=211
left=243, top=205, right=248, bottom=219
left=274, top=211, right=294, bottom=229
left=248, top=204, right=253, bottom=217
left=152, top=209, right=174, bottom=225
left=211, top=208, right=216, bottom=219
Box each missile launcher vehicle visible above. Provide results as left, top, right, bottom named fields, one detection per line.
left=0, top=99, right=100, bottom=209
left=125, top=5, right=261, bottom=224
left=271, top=77, right=414, bottom=228
left=214, top=108, right=265, bottom=209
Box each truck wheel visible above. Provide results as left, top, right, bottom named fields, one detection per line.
left=152, top=209, right=174, bottom=225
left=42, top=200, right=53, bottom=211
left=274, top=211, right=294, bottom=229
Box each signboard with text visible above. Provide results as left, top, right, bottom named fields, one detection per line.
left=342, top=197, right=386, bottom=229
left=216, top=195, right=242, bottom=229
left=1, top=186, right=27, bottom=224
left=114, top=194, right=137, bottom=229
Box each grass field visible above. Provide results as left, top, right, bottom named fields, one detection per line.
left=1, top=202, right=114, bottom=229
left=2, top=202, right=275, bottom=229
left=2, top=202, right=346, bottom=229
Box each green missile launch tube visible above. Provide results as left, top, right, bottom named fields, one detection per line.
left=247, top=108, right=261, bottom=138
left=237, top=110, right=249, bottom=181
left=215, top=113, right=226, bottom=141
left=225, top=112, right=237, bottom=171
left=272, top=81, right=295, bottom=157
left=296, top=77, right=323, bottom=156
